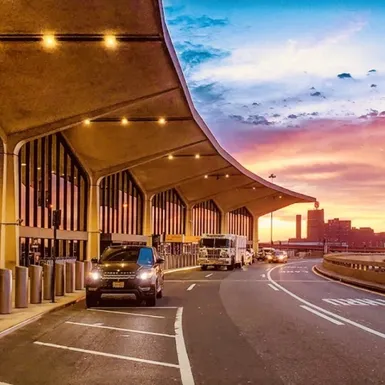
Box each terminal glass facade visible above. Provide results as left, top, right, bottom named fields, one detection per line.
left=152, top=188, right=186, bottom=235
left=18, top=133, right=89, bottom=265
left=99, top=171, right=144, bottom=235
left=192, top=200, right=221, bottom=236
left=228, top=207, right=253, bottom=241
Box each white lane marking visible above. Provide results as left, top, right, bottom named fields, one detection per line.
left=323, top=298, right=385, bottom=306
left=268, top=283, right=279, bottom=291
left=65, top=321, right=175, bottom=338
left=187, top=284, right=196, bottom=291
left=98, top=306, right=178, bottom=310
left=164, top=266, right=199, bottom=274
left=268, top=264, right=385, bottom=340
left=300, top=305, right=344, bottom=326
left=0, top=382, right=13, bottom=384
left=205, top=273, right=213, bottom=278
left=87, top=308, right=165, bottom=319
left=34, top=341, right=179, bottom=368
left=175, top=307, right=195, bottom=385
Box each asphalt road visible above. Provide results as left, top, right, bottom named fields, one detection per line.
left=0, top=259, right=384, bottom=385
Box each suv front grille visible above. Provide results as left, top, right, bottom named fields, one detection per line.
left=102, top=271, right=136, bottom=280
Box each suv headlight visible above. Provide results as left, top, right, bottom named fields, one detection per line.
left=89, top=271, right=101, bottom=280
left=137, top=271, right=154, bottom=280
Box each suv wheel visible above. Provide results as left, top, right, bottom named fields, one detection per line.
left=86, top=293, right=99, bottom=308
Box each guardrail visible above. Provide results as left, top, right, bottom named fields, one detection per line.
left=323, top=253, right=385, bottom=285
left=161, top=254, right=198, bottom=270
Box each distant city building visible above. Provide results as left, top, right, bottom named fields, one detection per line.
left=296, top=214, right=302, bottom=239
left=325, top=218, right=351, bottom=244
left=307, top=209, right=324, bottom=242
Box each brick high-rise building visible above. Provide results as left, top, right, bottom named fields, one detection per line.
left=307, top=209, right=325, bottom=242
left=296, top=214, right=302, bottom=239
left=325, top=218, right=351, bottom=244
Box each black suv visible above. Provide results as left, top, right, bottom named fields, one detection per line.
left=85, top=245, right=165, bottom=307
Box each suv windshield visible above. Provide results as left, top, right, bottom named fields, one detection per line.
left=100, top=247, right=153, bottom=265
left=200, top=238, right=230, bottom=248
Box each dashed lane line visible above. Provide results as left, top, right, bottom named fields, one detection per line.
left=87, top=308, right=165, bottom=319
left=33, top=341, right=179, bottom=369
left=268, top=283, right=280, bottom=291
left=187, top=284, right=196, bottom=291
left=300, top=305, right=344, bottom=326
left=205, top=273, right=213, bottom=278
left=66, top=321, right=175, bottom=338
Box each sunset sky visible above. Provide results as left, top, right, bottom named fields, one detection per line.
left=164, top=0, right=385, bottom=242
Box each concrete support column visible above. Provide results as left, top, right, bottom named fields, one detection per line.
left=87, top=182, right=100, bottom=261
left=221, top=212, right=229, bottom=234
left=253, top=216, right=259, bottom=252
left=185, top=205, right=193, bottom=236
left=143, top=195, right=152, bottom=236
left=0, top=139, right=20, bottom=271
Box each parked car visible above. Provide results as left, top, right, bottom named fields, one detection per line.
left=267, top=250, right=288, bottom=263
left=85, top=245, right=164, bottom=307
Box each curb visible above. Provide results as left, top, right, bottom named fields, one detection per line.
left=0, top=292, right=85, bottom=340
left=314, top=264, right=385, bottom=294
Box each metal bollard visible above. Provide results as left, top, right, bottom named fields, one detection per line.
left=15, top=266, right=28, bottom=308
left=29, top=265, right=42, bottom=304
left=0, top=268, right=12, bottom=314
left=84, top=260, right=92, bottom=283
left=43, top=263, right=53, bottom=300
left=66, top=262, right=75, bottom=293
left=55, top=263, right=65, bottom=296
left=75, top=261, right=84, bottom=290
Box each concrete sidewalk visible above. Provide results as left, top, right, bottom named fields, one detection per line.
left=0, top=265, right=199, bottom=338
left=314, top=264, right=385, bottom=294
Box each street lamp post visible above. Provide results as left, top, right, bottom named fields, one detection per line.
left=268, top=174, right=276, bottom=245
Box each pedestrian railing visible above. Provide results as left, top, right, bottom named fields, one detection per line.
left=323, top=253, right=385, bottom=285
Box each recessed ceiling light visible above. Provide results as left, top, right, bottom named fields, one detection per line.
left=195, top=154, right=200, bottom=159
left=168, top=154, right=174, bottom=160
left=158, top=117, right=166, bottom=125
left=42, top=34, right=57, bottom=49
left=84, top=119, right=91, bottom=125
left=204, top=175, right=208, bottom=179
left=225, top=174, right=230, bottom=178
left=123, top=203, right=128, bottom=208
left=279, top=195, right=282, bottom=199
left=253, top=187, right=256, bottom=190
left=121, top=118, right=129, bottom=125
left=21, top=163, right=26, bottom=167
left=104, top=35, right=117, bottom=49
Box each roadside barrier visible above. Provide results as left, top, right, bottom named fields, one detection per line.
left=65, top=261, right=75, bottom=293
left=75, top=261, right=84, bottom=290
left=323, top=253, right=385, bottom=285
left=15, top=266, right=28, bottom=308
left=43, top=263, right=53, bottom=300
left=0, top=268, right=12, bottom=314
left=55, top=262, right=65, bottom=296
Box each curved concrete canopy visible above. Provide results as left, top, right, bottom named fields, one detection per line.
left=0, top=0, right=316, bottom=215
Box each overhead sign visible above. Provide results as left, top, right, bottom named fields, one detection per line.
left=184, top=235, right=201, bottom=243
left=165, top=234, right=184, bottom=243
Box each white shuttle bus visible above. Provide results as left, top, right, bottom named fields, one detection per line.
left=198, top=234, right=248, bottom=271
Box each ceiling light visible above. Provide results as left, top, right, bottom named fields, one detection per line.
left=123, top=203, right=128, bottom=208
left=279, top=195, right=282, bottom=199
left=21, top=163, right=26, bottom=167
left=204, top=175, right=208, bottom=179
left=42, top=34, right=57, bottom=49
left=158, top=117, right=166, bottom=125
left=168, top=154, right=174, bottom=160
left=121, top=118, right=129, bottom=125
left=253, top=187, right=256, bottom=190
left=104, top=35, right=117, bottom=49
left=37, top=167, right=41, bottom=170
left=84, top=119, right=91, bottom=125
left=225, top=174, right=230, bottom=178
left=195, top=154, right=200, bottom=159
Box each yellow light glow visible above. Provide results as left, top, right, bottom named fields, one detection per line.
left=21, top=163, right=26, bottom=167
left=225, top=174, right=230, bottom=178
left=42, top=34, right=57, bottom=49
left=168, top=154, right=174, bottom=160
left=158, top=117, right=167, bottom=125
left=121, top=118, right=129, bottom=125
left=279, top=195, right=283, bottom=199
left=204, top=175, right=208, bottom=179
left=253, top=187, right=256, bottom=190
left=84, top=119, right=91, bottom=125
left=104, top=35, right=117, bottom=49
left=195, top=154, right=200, bottom=159
left=123, top=203, right=128, bottom=208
